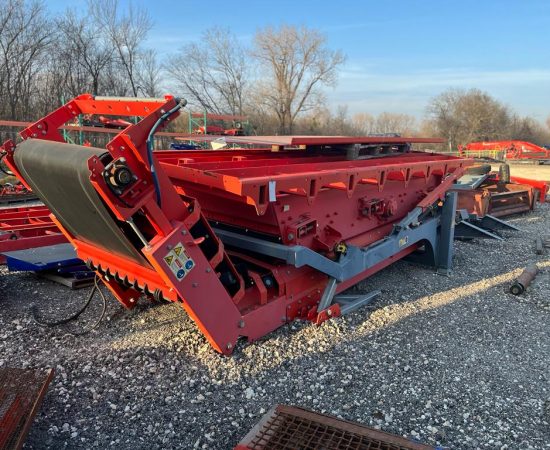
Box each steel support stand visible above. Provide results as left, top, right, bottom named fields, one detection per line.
left=436, top=191, right=457, bottom=275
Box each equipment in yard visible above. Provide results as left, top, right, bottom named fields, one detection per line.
left=234, top=404, right=434, bottom=450
left=2, top=94, right=470, bottom=354
left=188, top=110, right=247, bottom=137
left=0, top=205, right=66, bottom=264
left=456, top=170, right=536, bottom=218
left=0, top=183, right=37, bottom=205
left=3, top=243, right=94, bottom=289
left=451, top=164, right=544, bottom=240
left=453, top=164, right=547, bottom=217
left=460, top=140, right=550, bottom=162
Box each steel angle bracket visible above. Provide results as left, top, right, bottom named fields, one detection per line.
left=455, top=218, right=503, bottom=240
left=479, top=214, right=521, bottom=232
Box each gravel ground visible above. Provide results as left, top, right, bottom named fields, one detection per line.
left=0, top=204, right=549, bottom=450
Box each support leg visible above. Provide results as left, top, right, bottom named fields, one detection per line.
left=436, top=191, right=457, bottom=275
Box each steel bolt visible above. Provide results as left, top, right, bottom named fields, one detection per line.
left=238, top=320, right=245, bottom=328
left=287, top=233, right=294, bottom=240
left=181, top=230, right=187, bottom=235
left=206, top=268, right=211, bottom=273
left=192, top=282, right=198, bottom=288
left=167, top=245, right=173, bottom=250
left=226, top=343, right=233, bottom=350
left=327, top=309, right=332, bottom=317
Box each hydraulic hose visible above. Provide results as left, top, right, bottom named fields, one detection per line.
left=146, top=98, right=187, bottom=206
left=0, top=151, right=13, bottom=176
left=31, top=276, right=108, bottom=336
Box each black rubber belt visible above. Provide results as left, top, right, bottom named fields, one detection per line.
left=14, top=139, right=147, bottom=265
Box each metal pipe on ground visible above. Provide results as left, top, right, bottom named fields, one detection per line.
left=510, top=264, right=539, bottom=295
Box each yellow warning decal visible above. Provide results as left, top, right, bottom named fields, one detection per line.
left=162, top=241, right=195, bottom=282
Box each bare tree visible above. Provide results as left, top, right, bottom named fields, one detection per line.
left=56, top=10, right=114, bottom=96
left=166, top=28, right=248, bottom=115
left=253, top=25, right=345, bottom=134
left=137, top=48, right=162, bottom=97
left=89, top=0, right=152, bottom=97
left=509, top=115, right=550, bottom=145
left=427, top=88, right=513, bottom=149
left=352, top=112, right=416, bottom=136
left=0, top=0, right=53, bottom=120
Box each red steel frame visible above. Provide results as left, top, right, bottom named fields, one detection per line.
left=0, top=205, right=66, bottom=264
left=463, top=140, right=550, bottom=160
left=3, top=94, right=471, bottom=354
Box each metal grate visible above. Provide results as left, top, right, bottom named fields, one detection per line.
left=0, top=368, right=54, bottom=450
left=236, top=405, right=434, bottom=450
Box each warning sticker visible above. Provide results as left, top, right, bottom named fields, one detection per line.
left=163, top=242, right=195, bottom=281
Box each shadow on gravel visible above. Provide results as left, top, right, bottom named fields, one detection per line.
left=72, top=257, right=548, bottom=367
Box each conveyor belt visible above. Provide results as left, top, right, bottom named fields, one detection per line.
left=14, top=139, right=146, bottom=265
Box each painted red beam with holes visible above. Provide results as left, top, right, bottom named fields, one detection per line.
left=2, top=94, right=470, bottom=354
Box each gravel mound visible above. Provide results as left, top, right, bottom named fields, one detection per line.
left=1, top=204, right=549, bottom=449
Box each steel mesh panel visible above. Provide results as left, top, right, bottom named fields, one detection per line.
left=242, top=406, right=432, bottom=450
left=0, top=368, right=54, bottom=450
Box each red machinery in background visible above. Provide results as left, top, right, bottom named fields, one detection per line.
left=461, top=140, right=550, bottom=161
left=2, top=94, right=470, bottom=354
left=0, top=182, right=37, bottom=204
left=0, top=205, right=65, bottom=264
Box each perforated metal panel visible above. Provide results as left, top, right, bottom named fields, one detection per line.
left=236, top=405, right=434, bottom=450
left=0, top=368, right=54, bottom=450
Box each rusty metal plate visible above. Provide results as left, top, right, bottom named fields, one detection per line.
left=235, top=405, right=434, bottom=450
left=0, top=368, right=54, bottom=450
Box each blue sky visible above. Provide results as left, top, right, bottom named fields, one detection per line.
left=47, top=0, right=550, bottom=121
